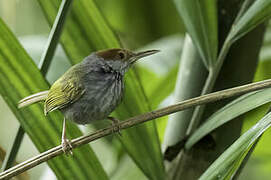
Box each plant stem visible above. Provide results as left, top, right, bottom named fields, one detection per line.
left=1, top=78, right=271, bottom=179
left=186, top=39, right=232, bottom=135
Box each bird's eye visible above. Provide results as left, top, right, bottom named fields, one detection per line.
left=118, top=51, right=125, bottom=59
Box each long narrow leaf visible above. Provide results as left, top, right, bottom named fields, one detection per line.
left=174, top=0, right=218, bottom=68
left=186, top=88, right=271, bottom=149
left=37, top=0, right=165, bottom=179
left=0, top=18, right=108, bottom=180
left=199, top=111, right=271, bottom=180
left=229, top=0, right=271, bottom=43
left=242, top=44, right=271, bottom=159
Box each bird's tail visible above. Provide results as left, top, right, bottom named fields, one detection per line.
left=18, top=91, right=49, bottom=108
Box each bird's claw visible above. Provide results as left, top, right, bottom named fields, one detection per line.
left=108, top=117, right=122, bottom=136
left=61, top=138, right=73, bottom=155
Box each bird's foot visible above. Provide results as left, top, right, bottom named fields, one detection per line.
left=108, top=116, right=122, bottom=136
left=61, top=138, right=73, bottom=155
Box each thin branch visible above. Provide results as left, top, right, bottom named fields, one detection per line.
left=1, top=79, right=271, bottom=179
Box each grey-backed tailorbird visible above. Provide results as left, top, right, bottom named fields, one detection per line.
left=18, top=48, right=159, bottom=154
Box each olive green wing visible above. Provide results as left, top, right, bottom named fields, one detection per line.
left=44, top=75, right=85, bottom=115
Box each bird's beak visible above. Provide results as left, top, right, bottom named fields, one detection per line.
left=130, top=50, right=160, bottom=64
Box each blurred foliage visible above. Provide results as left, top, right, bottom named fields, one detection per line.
left=96, top=0, right=184, bottom=48
left=241, top=53, right=271, bottom=178
left=1, top=0, right=271, bottom=179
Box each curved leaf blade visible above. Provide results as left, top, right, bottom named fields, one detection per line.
left=199, top=111, right=271, bottom=180
left=229, top=0, right=271, bottom=43
left=174, top=0, right=218, bottom=68
left=186, top=88, right=271, bottom=149
left=0, top=18, right=108, bottom=180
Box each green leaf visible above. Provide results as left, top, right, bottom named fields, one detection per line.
left=111, top=155, right=147, bottom=180
left=242, top=48, right=271, bottom=161
left=229, top=0, right=271, bottom=43
left=174, top=0, right=218, bottom=68
left=135, top=58, right=178, bottom=143
left=0, top=18, right=108, bottom=179
left=186, top=88, right=271, bottom=150
left=114, top=71, right=165, bottom=179
left=146, top=66, right=178, bottom=141
left=37, top=0, right=165, bottom=179
left=135, top=36, right=181, bottom=141
left=136, top=64, right=178, bottom=109
left=148, top=66, right=178, bottom=108
left=199, top=111, right=271, bottom=180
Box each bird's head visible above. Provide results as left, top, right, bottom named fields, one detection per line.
left=96, top=48, right=160, bottom=73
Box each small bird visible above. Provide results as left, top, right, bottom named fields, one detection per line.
left=18, top=48, right=159, bottom=154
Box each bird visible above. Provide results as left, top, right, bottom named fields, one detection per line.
left=18, top=48, right=159, bottom=154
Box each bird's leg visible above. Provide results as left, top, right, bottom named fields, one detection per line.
left=108, top=116, right=122, bottom=136
left=61, top=118, right=73, bottom=155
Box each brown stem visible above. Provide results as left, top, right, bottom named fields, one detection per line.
left=1, top=79, right=271, bottom=179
